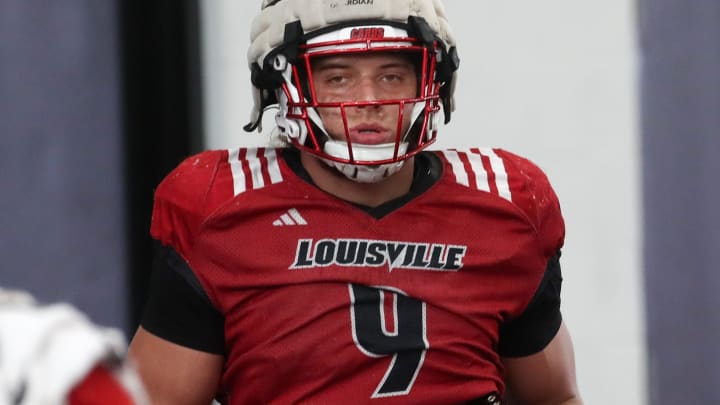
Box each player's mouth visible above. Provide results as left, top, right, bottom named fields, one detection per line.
left=348, top=124, right=393, bottom=145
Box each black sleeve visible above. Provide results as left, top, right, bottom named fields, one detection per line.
left=497, top=251, right=563, bottom=357
left=140, top=243, right=226, bottom=355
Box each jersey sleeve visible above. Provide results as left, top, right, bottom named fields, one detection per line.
left=145, top=150, right=233, bottom=348
left=498, top=251, right=563, bottom=357
left=150, top=150, right=234, bottom=257
left=495, top=150, right=566, bottom=355
left=140, top=243, right=225, bottom=354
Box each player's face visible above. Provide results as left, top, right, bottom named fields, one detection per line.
left=310, top=52, right=418, bottom=145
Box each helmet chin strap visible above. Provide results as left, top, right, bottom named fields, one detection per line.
left=322, top=142, right=410, bottom=183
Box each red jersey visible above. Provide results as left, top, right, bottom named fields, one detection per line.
left=150, top=147, right=565, bottom=404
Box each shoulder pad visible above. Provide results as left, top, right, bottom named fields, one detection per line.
left=495, top=149, right=565, bottom=255
left=150, top=148, right=286, bottom=257
left=150, top=150, right=232, bottom=257
left=439, top=148, right=565, bottom=255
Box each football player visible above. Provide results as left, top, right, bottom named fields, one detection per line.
left=129, top=0, right=582, bottom=403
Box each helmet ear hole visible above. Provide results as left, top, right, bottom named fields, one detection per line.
left=273, top=54, right=288, bottom=71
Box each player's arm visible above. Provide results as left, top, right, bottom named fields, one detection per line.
left=498, top=251, right=581, bottom=404
left=128, top=244, right=227, bottom=405
left=502, top=322, right=581, bottom=405
left=128, top=327, right=223, bottom=405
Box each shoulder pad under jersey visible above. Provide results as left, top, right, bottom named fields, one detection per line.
left=150, top=147, right=287, bottom=258
left=438, top=148, right=565, bottom=256
left=150, top=150, right=232, bottom=258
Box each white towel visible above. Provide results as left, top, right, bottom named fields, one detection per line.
left=0, top=288, right=147, bottom=405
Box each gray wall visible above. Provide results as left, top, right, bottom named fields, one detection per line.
left=639, top=0, right=720, bottom=403
left=0, top=1, right=126, bottom=328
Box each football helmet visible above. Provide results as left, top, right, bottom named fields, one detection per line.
left=245, top=0, right=459, bottom=183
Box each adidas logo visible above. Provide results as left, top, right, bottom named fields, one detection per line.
left=273, top=208, right=308, bottom=226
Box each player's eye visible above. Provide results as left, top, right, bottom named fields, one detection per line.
left=326, top=75, right=348, bottom=85
left=381, top=73, right=403, bottom=83
left=378, top=70, right=415, bottom=91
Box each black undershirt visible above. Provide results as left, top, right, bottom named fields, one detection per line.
left=140, top=150, right=562, bottom=357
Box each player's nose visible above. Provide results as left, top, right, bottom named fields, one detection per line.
left=354, top=79, right=383, bottom=106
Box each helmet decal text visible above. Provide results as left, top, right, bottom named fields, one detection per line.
left=350, top=27, right=385, bottom=40
left=345, top=0, right=374, bottom=5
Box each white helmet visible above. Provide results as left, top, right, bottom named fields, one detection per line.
left=245, top=0, right=459, bottom=183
